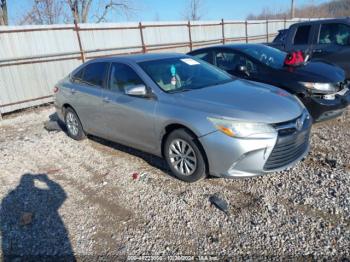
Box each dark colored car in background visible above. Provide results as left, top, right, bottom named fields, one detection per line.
left=188, top=44, right=350, bottom=122
left=268, top=18, right=350, bottom=79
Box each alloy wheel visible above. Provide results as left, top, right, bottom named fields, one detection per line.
left=168, top=139, right=197, bottom=176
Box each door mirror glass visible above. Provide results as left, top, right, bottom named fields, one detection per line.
left=125, top=84, right=148, bottom=97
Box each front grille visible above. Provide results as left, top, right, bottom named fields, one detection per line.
left=264, top=132, right=309, bottom=170
left=264, top=112, right=311, bottom=171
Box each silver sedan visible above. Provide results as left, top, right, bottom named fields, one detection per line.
left=54, top=53, right=311, bottom=182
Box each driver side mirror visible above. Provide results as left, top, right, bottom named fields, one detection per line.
left=125, top=84, right=149, bottom=97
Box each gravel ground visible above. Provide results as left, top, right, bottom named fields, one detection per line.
left=0, top=105, right=349, bottom=260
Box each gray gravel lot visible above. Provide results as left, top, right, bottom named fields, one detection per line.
left=0, top=105, right=349, bottom=260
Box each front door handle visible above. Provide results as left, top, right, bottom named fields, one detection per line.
left=313, top=49, right=323, bottom=53
left=102, top=97, right=110, bottom=103
left=70, top=88, right=76, bottom=94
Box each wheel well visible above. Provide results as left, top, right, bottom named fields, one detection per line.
left=61, top=104, right=86, bottom=132
left=161, top=124, right=209, bottom=173
left=62, top=103, right=78, bottom=117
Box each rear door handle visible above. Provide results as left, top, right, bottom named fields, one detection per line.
left=313, top=49, right=323, bottom=53
left=102, top=97, right=110, bottom=103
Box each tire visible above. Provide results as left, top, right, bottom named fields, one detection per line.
left=164, top=128, right=207, bottom=183
left=64, top=107, right=86, bottom=141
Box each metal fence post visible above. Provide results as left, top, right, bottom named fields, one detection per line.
left=266, top=19, right=269, bottom=42
left=74, top=19, right=85, bottom=63
left=139, top=22, right=146, bottom=53
left=245, top=20, right=248, bottom=43
left=221, top=18, right=225, bottom=44
left=187, top=21, right=193, bottom=51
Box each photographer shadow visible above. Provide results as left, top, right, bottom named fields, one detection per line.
left=0, top=173, right=75, bottom=261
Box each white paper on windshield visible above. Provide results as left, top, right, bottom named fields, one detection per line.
left=181, top=58, right=200, bottom=65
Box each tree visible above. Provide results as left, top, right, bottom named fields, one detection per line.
left=19, top=0, right=135, bottom=25
left=20, top=0, right=67, bottom=25
left=182, top=0, right=205, bottom=21
left=0, top=0, right=8, bottom=25
left=66, top=0, right=135, bottom=23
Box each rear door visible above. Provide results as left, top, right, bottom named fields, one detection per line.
left=311, top=22, right=350, bottom=78
left=66, top=62, right=109, bottom=136
left=101, top=62, right=158, bottom=151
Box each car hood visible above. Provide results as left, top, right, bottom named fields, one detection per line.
left=281, top=61, right=345, bottom=83
left=174, top=79, right=304, bottom=124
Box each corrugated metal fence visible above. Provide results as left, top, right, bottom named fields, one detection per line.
left=0, top=18, right=310, bottom=116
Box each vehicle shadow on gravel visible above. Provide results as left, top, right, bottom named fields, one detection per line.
left=0, top=173, right=75, bottom=261
left=48, top=112, right=185, bottom=180
left=89, top=135, right=171, bottom=174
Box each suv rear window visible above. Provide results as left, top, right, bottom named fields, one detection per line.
left=293, top=25, right=311, bottom=45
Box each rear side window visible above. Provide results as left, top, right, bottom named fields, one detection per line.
left=81, top=62, right=109, bottom=87
left=319, top=23, right=350, bottom=46
left=293, top=25, right=311, bottom=45
left=109, top=63, right=144, bottom=92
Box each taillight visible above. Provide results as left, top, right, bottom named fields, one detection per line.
left=53, top=86, right=59, bottom=93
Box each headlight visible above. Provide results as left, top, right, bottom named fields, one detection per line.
left=299, top=82, right=337, bottom=93
left=208, top=117, right=276, bottom=138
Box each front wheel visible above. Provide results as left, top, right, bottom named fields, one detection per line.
left=164, top=129, right=207, bottom=183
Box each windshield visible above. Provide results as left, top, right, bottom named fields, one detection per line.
left=139, top=57, right=233, bottom=93
left=241, top=45, right=287, bottom=69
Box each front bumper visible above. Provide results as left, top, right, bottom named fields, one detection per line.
left=199, top=113, right=312, bottom=178
left=303, top=88, right=350, bottom=122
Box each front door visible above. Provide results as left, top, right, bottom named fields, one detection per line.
left=311, top=22, right=350, bottom=78
left=101, top=62, right=158, bottom=152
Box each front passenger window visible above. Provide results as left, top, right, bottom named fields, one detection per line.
left=109, top=63, right=144, bottom=92
left=319, top=23, right=350, bottom=46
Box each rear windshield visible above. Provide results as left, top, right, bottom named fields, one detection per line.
left=241, top=45, right=287, bottom=69
left=139, top=57, right=233, bottom=93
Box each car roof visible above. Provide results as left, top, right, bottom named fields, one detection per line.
left=88, top=53, right=186, bottom=64
left=290, top=18, right=350, bottom=27
left=189, top=43, right=269, bottom=53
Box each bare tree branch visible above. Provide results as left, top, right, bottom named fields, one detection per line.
left=66, top=0, right=134, bottom=23
left=182, top=0, right=206, bottom=21
left=20, top=0, right=66, bottom=25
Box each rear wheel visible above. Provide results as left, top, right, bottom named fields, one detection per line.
left=64, top=107, right=86, bottom=141
left=164, top=129, right=206, bottom=183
